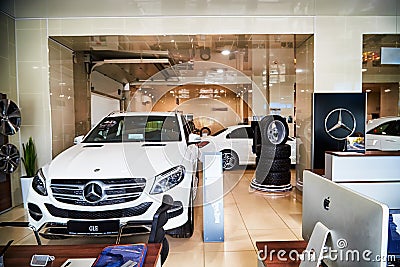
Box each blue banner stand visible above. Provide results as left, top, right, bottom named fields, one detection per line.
left=202, top=152, right=224, bottom=242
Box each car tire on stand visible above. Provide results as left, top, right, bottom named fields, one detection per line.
left=251, top=115, right=292, bottom=192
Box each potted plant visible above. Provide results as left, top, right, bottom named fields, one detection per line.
left=21, top=137, right=37, bottom=209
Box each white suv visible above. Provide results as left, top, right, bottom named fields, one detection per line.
left=27, top=112, right=200, bottom=239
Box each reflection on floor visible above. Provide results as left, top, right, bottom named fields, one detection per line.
left=0, top=167, right=302, bottom=267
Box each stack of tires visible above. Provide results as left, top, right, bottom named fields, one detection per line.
left=250, top=115, right=292, bottom=192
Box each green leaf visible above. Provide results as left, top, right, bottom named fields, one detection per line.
left=21, top=137, right=37, bottom=177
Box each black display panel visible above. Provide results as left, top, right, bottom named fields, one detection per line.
left=313, top=93, right=366, bottom=169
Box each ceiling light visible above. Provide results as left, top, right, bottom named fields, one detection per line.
left=384, top=89, right=391, bottom=93
left=365, top=89, right=372, bottom=93
left=221, top=50, right=230, bottom=56
left=216, top=69, right=224, bottom=73
left=362, top=68, right=367, bottom=72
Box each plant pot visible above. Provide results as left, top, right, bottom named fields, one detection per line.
left=20, top=176, right=33, bottom=210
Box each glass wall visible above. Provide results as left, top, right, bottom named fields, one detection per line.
left=362, top=34, right=400, bottom=119
left=49, top=34, right=313, bottom=142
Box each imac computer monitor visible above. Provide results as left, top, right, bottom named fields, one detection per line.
left=302, top=171, right=389, bottom=267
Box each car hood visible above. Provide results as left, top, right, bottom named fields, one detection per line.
left=47, top=142, right=187, bottom=179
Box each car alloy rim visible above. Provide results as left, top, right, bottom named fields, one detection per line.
left=222, top=152, right=235, bottom=169
left=0, top=99, right=21, bottom=136
left=267, top=120, right=286, bottom=145
left=0, top=143, right=20, bottom=173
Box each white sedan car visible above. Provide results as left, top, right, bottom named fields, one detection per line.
left=27, top=112, right=200, bottom=239
left=366, top=116, right=400, bottom=151
left=200, top=125, right=296, bottom=170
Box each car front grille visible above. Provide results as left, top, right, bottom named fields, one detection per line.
left=45, top=202, right=152, bottom=219
left=50, top=178, right=146, bottom=206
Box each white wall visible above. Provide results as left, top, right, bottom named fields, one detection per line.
left=91, top=93, right=120, bottom=128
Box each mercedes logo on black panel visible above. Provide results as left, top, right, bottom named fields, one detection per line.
left=324, top=108, right=356, bottom=140
left=83, top=182, right=103, bottom=203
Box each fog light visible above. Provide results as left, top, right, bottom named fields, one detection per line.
left=28, top=203, right=43, bottom=221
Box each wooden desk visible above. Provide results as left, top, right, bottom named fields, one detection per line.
left=2, top=243, right=161, bottom=267
left=256, top=240, right=307, bottom=267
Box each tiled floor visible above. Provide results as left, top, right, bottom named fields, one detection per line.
left=0, top=167, right=303, bottom=266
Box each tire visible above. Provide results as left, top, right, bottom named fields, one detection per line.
left=256, top=158, right=291, bottom=172
left=260, top=144, right=291, bottom=159
left=221, top=150, right=239, bottom=171
left=269, top=158, right=291, bottom=172
left=167, top=186, right=194, bottom=238
left=262, top=171, right=291, bottom=186
left=260, top=115, right=289, bottom=145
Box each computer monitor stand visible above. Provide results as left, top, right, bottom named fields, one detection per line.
left=300, top=222, right=331, bottom=267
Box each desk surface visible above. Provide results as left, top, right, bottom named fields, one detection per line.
left=2, top=243, right=161, bottom=267
left=256, top=240, right=307, bottom=267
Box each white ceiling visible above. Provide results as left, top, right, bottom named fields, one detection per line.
left=1, top=0, right=399, bottom=18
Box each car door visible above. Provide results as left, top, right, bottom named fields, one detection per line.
left=226, top=126, right=255, bottom=164
left=367, top=120, right=400, bottom=151
left=379, top=120, right=400, bottom=151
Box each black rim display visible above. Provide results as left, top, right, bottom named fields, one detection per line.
left=0, top=143, right=21, bottom=173
left=0, top=99, right=21, bottom=136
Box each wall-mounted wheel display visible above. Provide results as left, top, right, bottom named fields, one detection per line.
left=0, top=143, right=20, bottom=173
left=0, top=99, right=21, bottom=136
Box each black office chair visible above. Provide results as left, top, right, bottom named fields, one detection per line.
left=148, top=194, right=183, bottom=265
left=0, top=221, right=41, bottom=245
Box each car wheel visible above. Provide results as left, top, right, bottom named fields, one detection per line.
left=262, top=171, right=291, bottom=186
left=167, top=186, right=194, bottom=238
left=260, top=144, right=291, bottom=159
left=221, top=150, right=239, bottom=171
left=260, top=115, right=289, bottom=145
left=269, top=158, right=291, bottom=172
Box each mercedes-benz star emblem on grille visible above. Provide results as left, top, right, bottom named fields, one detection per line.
left=83, top=182, right=103, bottom=203
left=324, top=108, right=356, bottom=140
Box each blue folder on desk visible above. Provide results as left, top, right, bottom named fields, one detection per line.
left=91, top=243, right=147, bottom=267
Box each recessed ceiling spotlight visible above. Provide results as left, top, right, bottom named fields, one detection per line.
left=216, top=69, right=224, bottom=73
left=384, top=89, right=391, bottom=93
left=365, top=89, right=372, bottom=93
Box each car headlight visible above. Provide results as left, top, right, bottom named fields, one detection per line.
left=150, top=165, right=185, bottom=195
left=32, top=168, right=48, bottom=196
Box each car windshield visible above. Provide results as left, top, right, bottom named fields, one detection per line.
left=83, top=115, right=182, bottom=143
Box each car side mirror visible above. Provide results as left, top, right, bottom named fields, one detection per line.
left=74, top=135, right=84, bottom=144
left=188, top=133, right=201, bottom=144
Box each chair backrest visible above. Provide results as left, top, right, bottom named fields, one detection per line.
left=148, top=194, right=174, bottom=243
